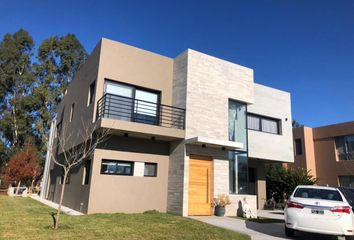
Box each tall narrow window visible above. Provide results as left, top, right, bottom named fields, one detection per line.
left=69, top=103, right=75, bottom=122
left=83, top=160, right=91, bottom=185
left=228, top=100, right=247, bottom=151
left=87, top=81, right=96, bottom=106
left=295, top=138, right=303, bottom=155
left=229, top=152, right=248, bottom=194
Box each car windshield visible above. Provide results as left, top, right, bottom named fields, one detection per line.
left=339, top=187, right=354, bottom=207
left=294, top=188, right=343, bottom=201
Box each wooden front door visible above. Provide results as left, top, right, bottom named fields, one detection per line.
left=188, top=156, right=213, bottom=216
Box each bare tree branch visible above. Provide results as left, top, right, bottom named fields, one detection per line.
left=48, top=119, right=111, bottom=229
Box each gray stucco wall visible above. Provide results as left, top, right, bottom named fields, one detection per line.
left=247, top=84, right=294, bottom=162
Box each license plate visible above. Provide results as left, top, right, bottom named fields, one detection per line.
left=311, top=209, right=324, bottom=215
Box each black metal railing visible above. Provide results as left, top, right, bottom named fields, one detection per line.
left=96, top=93, right=185, bottom=130
left=338, top=152, right=354, bottom=161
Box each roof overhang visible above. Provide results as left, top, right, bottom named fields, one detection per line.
left=185, top=137, right=243, bottom=150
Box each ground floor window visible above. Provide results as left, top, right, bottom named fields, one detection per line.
left=229, top=151, right=248, bottom=194
left=100, top=160, right=134, bottom=176
left=339, top=175, right=354, bottom=188
left=144, top=163, right=157, bottom=177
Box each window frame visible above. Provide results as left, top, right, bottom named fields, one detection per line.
left=82, top=160, right=91, bottom=185
left=144, top=162, right=158, bottom=177
left=69, top=103, right=75, bottom=122
left=87, top=81, right=96, bottom=106
left=100, top=159, right=134, bottom=176
left=104, top=79, right=162, bottom=125
left=295, top=138, right=303, bottom=155
left=247, top=113, right=281, bottom=135
left=335, top=135, right=354, bottom=161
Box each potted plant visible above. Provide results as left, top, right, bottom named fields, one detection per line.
left=214, top=194, right=232, bottom=216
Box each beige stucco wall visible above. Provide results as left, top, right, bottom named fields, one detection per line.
left=93, top=38, right=174, bottom=120
left=312, top=122, right=354, bottom=186
left=292, top=122, right=354, bottom=187
left=292, top=127, right=317, bottom=177
left=87, top=148, right=169, bottom=214
left=247, top=84, right=294, bottom=163
left=55, top=41, right=101, bottom=150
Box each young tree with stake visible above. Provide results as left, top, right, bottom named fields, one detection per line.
left=48, top=121, right=110, bottom=229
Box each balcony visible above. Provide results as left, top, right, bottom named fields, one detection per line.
left=96, top=93, right=185, bottom=131
left=338, top=152, right=354, bottom=161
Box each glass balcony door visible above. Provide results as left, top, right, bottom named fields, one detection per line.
left=104, top=81, right=160, bottom=125
left=105, top=82, right=134, bottom=121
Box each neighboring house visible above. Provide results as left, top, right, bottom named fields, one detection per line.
left=41, top=38, right=294, bottom=216
left=292, top=121, right=354, bottom=187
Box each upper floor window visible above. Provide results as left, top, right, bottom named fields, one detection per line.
left=69, top=103, right=75, bottom=122
left=335, top=135, right=354, bottom=161
left=247, top=114, right=281, bottom=135
left=104, top=80, right=160, bottom=125
left=295, top=138, right=303, bottom=155
left=228, top=100, right=247, bottom=150
left=87, top=81, right=96, bottom=106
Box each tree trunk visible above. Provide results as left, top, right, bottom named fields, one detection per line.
left=12, top=97, right=18, bottom=148
left=15, top=180, right=21, bottom=195
left=30, top=179, right=35, bottom=195
left=54, top=170, right=67, bottom=229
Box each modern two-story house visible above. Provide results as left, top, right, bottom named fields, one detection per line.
left=41, top=38, right=294, bottom=216
left=292, top=121, right=354, bottom=187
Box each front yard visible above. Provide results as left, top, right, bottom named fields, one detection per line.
left=0, top=196, right=250, bottom=240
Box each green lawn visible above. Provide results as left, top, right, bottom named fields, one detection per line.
left=0, top=196, right=250, bottom=240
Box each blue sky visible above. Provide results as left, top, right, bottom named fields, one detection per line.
left=1, top=0, right=354, bottom=127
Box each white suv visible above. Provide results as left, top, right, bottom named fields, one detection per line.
left=285, top=185, right=354, bottom=239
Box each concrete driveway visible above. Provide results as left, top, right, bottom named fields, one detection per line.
left=190, top=211, right=345, bottom=240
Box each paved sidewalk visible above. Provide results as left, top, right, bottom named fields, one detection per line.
left=31, top=195, right=83, bottom=216
left=257, top=209, right=285, bottom=220
left=190, top=215, right=342, bottom=240
left=190, top=216, right=287, bottom=240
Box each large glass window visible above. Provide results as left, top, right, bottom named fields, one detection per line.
left=229, top=152, right=248, bottom=194
left=105, top=81, right=134, bottom=121
left=104, top=81, right=160, bottom=124
left=335, top=135, right=354, bottom=160
left=339, top=176, right=354, bottom=188
left=100, top=160, right=134, bottom=176
left=134, top=89, right=159, bottom=124
left=229, top=100, right=247, bottom=150
left=247, top=114, right=280, bottom=135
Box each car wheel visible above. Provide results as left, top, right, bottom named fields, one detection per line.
left=285, top=226, right=295, bottom=237
left=345, top=236, right=354, bottom=240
